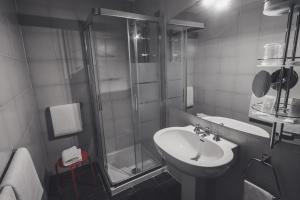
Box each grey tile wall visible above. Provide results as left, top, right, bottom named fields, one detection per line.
left=0, top=0, right=48, bottom=180
left=21, top=26, right=94, bottom=172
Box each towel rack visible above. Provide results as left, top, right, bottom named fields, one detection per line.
left=242, top=153, right=282, bottom=199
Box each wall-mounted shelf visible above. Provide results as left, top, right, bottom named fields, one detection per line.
left=251, top=2, right=300, bottom=148
left=257, top=58, right=300, bottom=67
left=250, top=104, right=300, bottom=124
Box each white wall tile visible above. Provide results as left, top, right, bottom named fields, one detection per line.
left=167, top=80, right=183, bottom=98
left=35, top=84, right=71, bottom=110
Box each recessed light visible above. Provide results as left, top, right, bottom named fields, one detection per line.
left=202, top=0, right=216, bottom=7
left=215, top=0, right=231, bottom=10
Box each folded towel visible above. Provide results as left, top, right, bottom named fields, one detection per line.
left=187, top=86, right=194, bottom=108
left=0, top=186, right=16, bottom=200
left=243, top=180, right=275, bottom=200
left=0, top=148, right=43, bottom=200
left=62, top=146, right=82, bottom=166
left=50, top=103, right=83, bottom=137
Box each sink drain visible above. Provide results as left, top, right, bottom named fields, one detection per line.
left=190, top=153, right=201, bottom=161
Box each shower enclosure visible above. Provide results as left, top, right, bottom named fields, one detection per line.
left=82, top=8, right=165, bottom=188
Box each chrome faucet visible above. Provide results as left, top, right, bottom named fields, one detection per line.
left=194, top=124, right=202, bottom=135
left=213, top=132, right=221, bottom=141
left=194, top=124, right=210, bottom=137
left=213, top=123, right=223, bottom=142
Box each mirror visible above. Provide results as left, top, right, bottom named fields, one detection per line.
left=270, top=68, right=298, bottom=91
left=168, top=0, right=300, bottom=143
left=252, top=71, right=271, bottom=98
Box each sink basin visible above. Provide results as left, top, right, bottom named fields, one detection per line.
left=154, top=126, right=237, bottom=178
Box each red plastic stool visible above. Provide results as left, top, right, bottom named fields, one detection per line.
left=55, top=150, right=97, bottom=200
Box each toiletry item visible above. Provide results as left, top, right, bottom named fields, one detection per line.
left=291, top=98, right=300, bottom=117
left=262, top=96, right=275, bottom=113
left=263, top=0, right=290, bottom=16
left=243, top=180, right=275, bottom=200
left=186, top=86, right=194, bottom=108
left=0, top=186, right=16, bottom=200
left=62, top=146, right=82, bottom=166
left=262, top=43, right=283, bottom=66
left=50, top=103, right=83, bottom=137
left=283, top=118, right=296, bottom=124
left=0, top=148, right=43, bottom=200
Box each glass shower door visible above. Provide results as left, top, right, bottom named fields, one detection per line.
left=83, top=11, right=163, bottom=187
left=127, top=19, right=163, bottom=173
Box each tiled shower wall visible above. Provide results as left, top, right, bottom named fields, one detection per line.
left=95, top=23, right=135, bottom=154
left=193, top=1, right=288, bottom=122
left=0, top=0, right=48, bottom=179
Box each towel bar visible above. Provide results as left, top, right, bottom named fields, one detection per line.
left=242, top=153, right=282, bottom=199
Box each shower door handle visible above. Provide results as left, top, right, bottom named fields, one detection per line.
left=97, top=94, right=102, bottom=111
left=134, top=94, right=138, bottom=111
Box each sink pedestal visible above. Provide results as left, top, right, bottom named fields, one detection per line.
left=168, top=165, right=207, bottom=200
left=182, top=174, right=207, bottom=200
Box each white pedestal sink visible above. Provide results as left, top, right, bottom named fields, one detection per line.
left=153, top=126, right=237, bottom=200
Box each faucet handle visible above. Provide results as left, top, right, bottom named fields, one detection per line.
left=213, top=134, right=221, bottom=141
left=204, top=127, right=210, bottom=134
left=194, top=124, right=201, bottom=130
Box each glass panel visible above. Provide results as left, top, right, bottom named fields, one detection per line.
left=127, top=19, right=163, bottom=173
left=91, top=16, right=138, bottom=185
left=82, top=25, right=110, bottom=184
left=166, top=25, right=188, bottom=125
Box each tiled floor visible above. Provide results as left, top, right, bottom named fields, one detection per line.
left=48, top=164, right=181, bottom=200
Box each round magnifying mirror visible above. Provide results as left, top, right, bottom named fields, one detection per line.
left=271, top=68, right=298, bottom=91
left=252, top=71, right=272, bottom=98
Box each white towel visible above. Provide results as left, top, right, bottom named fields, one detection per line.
left=187, top=86, right=194, bottom=107
left=62, top=146, right=82, bottom=166
left=0, top=186, right=16, bottom=200
left=50, top=103, right=83, bottom=137
left=0, top=148, right=43, bottom=200
left=243, top=180, right=275, bottom=200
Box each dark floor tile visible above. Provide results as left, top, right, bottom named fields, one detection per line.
left=48, top=163, right=106, bottom=200
left=159, top=179, right=181, bottom=200
left=48, top=164, right=180, bottom=200
left=154, top=172, right=173, bottom=185
left=134, top=179, right=164, bottom=200
left=111, top=188, right=138, bottom=200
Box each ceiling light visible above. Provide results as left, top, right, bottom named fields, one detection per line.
left=215, top=0, right=231, bottom=11
left=202, top=0, right=216, bottom=7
